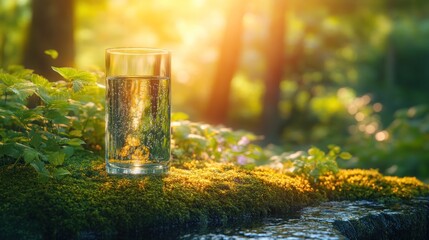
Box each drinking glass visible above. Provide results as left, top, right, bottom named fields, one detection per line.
left=105, top=48, right=170, bottom=174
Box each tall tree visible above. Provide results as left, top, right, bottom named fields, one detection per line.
left=259, top=0, right=287, bottom=144
left=205, top=0, right=246, bottom=125
left=23, top=0, right=75, bottom=80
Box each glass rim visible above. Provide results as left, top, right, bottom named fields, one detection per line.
left=106, top=47, right=170, bottom=55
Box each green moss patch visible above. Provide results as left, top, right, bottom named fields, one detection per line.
left=318, top=168, right=429, bottom=201
left=1, top=156, right=428, bottom=239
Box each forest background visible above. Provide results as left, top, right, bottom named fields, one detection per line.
left=1, top=0, right=429, bottom=182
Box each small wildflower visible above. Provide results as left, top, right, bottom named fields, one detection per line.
left=237, top=155, right=248, bottom=165
left=238, top=136, right=250, bottom=146
left=231, top=145, right=240, bottom=151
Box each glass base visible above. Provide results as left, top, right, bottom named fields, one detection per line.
left=106, top=162, right=169, bottom=175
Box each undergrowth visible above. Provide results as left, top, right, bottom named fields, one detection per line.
left=0, top=65, right=352, bottom=182
left=0, top=65, right=104, bottom=179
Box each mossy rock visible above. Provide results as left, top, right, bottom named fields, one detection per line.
left=1, top=154, right=428, bottom=239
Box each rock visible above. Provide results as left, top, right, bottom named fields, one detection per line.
left=332, top=198, right=429, bottom=240
left=184, top=198, right=429, bottom=239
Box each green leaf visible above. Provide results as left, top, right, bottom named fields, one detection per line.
left=309, top=168, right=320, bottom=179
left=53, top=168, right=71, bottom=179
left=23, top=148, right=40, bottom=163
left=48, top=151, right=66, bottom=166
left=16, top=107, right=44, bottom=124
left=62, top=146, right=75, bottom=158
left=48, top=90, right=70, bottom=102
left=52, top=67, right=97, bottom=83
left=7, top=65, right=34, bottom=78
left=0, top=108, right=15, bottom=119
left=72, top=80, right=85, bottom=92
left=0, top=143, right=20, bottom=159
left=30, top=131, right=43, bottom=149
left=220, top=129, right=238, bottom=143
left=339, top=152, right=352, bottom=160
left=328, top=145, right=341, bottom=154
left=172, top=123, right=191, bottom=138
left=308, top=147, right=319, bottom=156
left=30, top=74, right=52, bottom=104
left=30, top=160, right=50, bottom=177
left=35, top=87, right=52, bottom=103
left=44, top=137, right=61, bottom=152
left=9, top=82, right=37, bottom=101
left=66, top=138, right=85, bottom=146
left=172, top=148, right=185, bottom=158
left=0, top=72, right=21, bottom=86
left=48, top=99, right=78, bottom=112
left=45, top=109, right=69, bottom=124
left=44, top=49, right=58, bottom=59
left=69, top=130, right=82, bottom=137
left=31, top=74, right=51, bottom=87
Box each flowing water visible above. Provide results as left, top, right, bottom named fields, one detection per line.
left=178, top=199, right=428, bottom=239
left=78, top=199, right=428, bottom=239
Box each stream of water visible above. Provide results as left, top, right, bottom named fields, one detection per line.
left=178, top=199, right=427, bottom=240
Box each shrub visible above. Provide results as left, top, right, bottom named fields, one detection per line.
left=0, top=65, right=104, bottom=178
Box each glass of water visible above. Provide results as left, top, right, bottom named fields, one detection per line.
left=105, top=48, right=171, bottom=174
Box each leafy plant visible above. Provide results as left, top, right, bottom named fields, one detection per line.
left=268, top=145, right=352, bottom=181
left=171, top=113, right=266, bottom=167
left=0, top=65, right=104, bottom=179
left=171, top=113, right=352, bottom=180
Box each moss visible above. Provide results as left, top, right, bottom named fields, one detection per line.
left=316, top=169, right=429, bottom=201
left=1, top=156, right=428, bottom=239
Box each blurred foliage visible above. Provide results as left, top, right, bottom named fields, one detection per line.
left=171, top=112, right=351, bottom=182
left=1, top=0, right=429, bottom=180
left=0, top=0, right=30, bottom=67
left=345, top=105, right=429, bottom=182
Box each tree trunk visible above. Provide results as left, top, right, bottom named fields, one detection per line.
left=259, top=0, right=287, bottom=144
left=23, top=0, right=75, bottom=80
left=204, top=0, right=246, bottom=125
